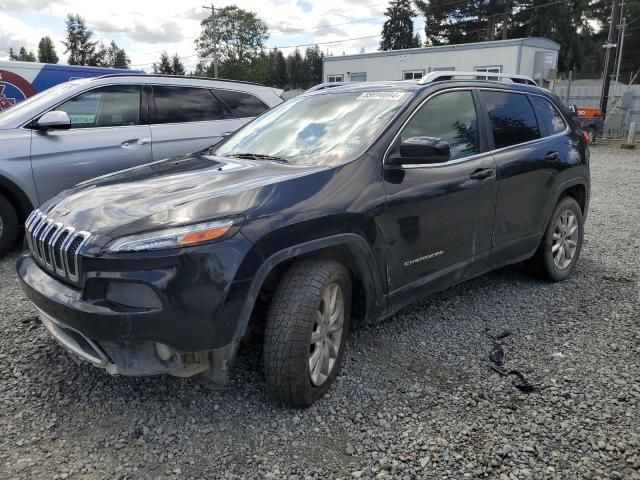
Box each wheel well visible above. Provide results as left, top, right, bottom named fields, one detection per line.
left=246, top=245, right=369, bottom=336
left=562, top=184, right=586, bottom=214
left=0, top=181, right=32, bottom=224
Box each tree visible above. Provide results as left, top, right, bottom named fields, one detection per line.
left=105, top=40, right=130, bottom=69
left=37, top=37, right=59, bottom=64
left=196, top=5, right=269, bottom=80
left=9, top=46, right=36, bottom=62
left=153, top=52, right=173, bottom=74
left=265, top=48, right=287, bottom=88
left=380, top=0, right=421, bottom=50
left=63, top=14, right=99, bottom=65
left=303, top=45, right=324, bottom=87
left=171, top=54, right=185, bottom=75
left=286, top=48, right=305, bottom=89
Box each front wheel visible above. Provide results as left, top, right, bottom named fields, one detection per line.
left=264, top=259, right=351, bottom=408
left=527, top=196, right=584, bottom=282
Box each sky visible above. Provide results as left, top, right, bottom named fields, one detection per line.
left=0, top=0, right=422, bottom=71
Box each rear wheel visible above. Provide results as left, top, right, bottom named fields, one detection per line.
left=527, top=196, right=583, bottom=282
left=0, top=195, right=18, bottom=258
left=263, top=259, right=351, bottom=408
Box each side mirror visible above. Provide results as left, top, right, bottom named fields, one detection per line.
left=389, top=136, right=451, bottom=165
left=567, top=104, right=579, bottom=119
left=35, top=111, right=71, bottom=130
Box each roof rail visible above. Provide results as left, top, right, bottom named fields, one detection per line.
left=418, top=71, right=537, bottom=86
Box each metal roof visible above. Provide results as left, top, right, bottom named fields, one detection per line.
left=323, top=37, right=561, bottom=63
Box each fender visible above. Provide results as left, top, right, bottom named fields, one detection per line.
left=231, top=233, right=386, bottom=341
left=549, top=175, right=590, bottom=221
left=0, top=174, right=35, bottom=221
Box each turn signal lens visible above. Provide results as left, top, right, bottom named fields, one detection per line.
left=177, top=224, right=232, bottom=246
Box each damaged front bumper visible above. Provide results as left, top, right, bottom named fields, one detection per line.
left=38, top=308, right=213, bottom=377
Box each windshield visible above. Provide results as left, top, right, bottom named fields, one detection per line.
left=0, top=81, right=84, bottom=126
left=213, top=90, right=411, bottom=165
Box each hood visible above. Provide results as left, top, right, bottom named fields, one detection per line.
left=40, top=153, right=328, bottom=240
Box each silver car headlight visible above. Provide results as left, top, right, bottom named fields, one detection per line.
left=106, top=219, right=235, bottom=253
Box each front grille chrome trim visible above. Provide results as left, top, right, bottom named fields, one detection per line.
left=25, top=209, right=91, bottom=284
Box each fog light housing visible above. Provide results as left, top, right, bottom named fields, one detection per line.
left=105, top=282, right=162, bottom=309
left=155, top=343, right=173, bottom=361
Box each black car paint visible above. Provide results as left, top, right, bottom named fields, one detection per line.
left=17, top=80, right=589, bottom=362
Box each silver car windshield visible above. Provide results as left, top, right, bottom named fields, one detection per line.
left=0, top=81, right=85, bottom=127
left=213, top=90, right=411, bottom=165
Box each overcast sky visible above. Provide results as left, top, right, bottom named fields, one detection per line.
left=0, top=0, right=422, bottom=71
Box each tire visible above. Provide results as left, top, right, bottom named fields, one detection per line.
left=264, top=259, right=351, bottom=408
left=527, top=196, right=584, bottom=282
left=0, top=195, right=18, bottom=258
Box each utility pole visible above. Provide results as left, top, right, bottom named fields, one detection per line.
left=202, top=3, right=219, bottom=78
left=599, top=0, right=621, bottom=117
left=613, top=15, right=627, bottom=95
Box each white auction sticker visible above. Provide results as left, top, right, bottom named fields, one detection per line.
left=357, top=92, right=407, bottom=101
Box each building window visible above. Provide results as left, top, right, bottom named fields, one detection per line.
left=430, top=67, right=455, bottom=72
left=350, top=72, right=367, bottom=82
left=474, top=65, right=502, bottom=80
left=403, top=70, right=424, bottom=80
left=327, top=75, right=344, bottom=83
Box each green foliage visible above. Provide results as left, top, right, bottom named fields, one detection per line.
left=9, top=46, right=36, bottom=62
left=412, top=0, right=633, bottom=75
left=265, top=49, right=288, bottom=88
left=63, top=14, right=100, bottom=65
left=286, top=49, right=306, bottom=89
left=37, top=37, right=59, bottom=64
left=380, top=0, right=421, bottom=50
left=304, top=45, right=324, bottom=87
left=105, top=41, right=130, bottom=69
left=196, top=5, right=269, bottom=80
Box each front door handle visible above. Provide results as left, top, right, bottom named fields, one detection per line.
left=121, top=138, right=151, bottom=148
left=469, top=168, right=495, bottom=180
left=545, top=151, right=560, bottom=161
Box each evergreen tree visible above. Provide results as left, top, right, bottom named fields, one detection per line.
left=63, top=14, right=98, bottom=65
left=171, top=54, right=186, bottom=75
left=105, top=41, right=130, bottom=68
left=303, top=45, right=324, bottom=87
left=286, top=49, right=305, bottom=89
left=153, top=52, right=174, bottom=74
left=11, top=46, right=37, bottom=62
left=380, top=0, right=421, bottom=50
left=265, top=49, right=288, bottom=88
left=37, top=36, right=59, bottom=64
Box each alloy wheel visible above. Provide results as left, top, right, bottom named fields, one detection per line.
left=309, top=282, right=345, bottom=386
left=552, top=209, right=579, bottom=270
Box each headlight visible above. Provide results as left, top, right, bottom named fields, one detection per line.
left=106, top=219, right=235, bottom=253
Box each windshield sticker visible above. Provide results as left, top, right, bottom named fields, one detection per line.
left=357, top=92, right=407, bottom=101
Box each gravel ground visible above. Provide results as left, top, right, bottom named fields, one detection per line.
left=1, top=144, right=639, bottom=480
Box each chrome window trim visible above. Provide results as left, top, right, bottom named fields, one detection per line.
left=383, top=86, right=570, bottom=170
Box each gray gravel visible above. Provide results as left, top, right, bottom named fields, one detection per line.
left=1, top=144, right=639, bottom=479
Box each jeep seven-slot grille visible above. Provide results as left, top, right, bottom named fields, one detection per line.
left=25, top=209, right=90, bottom=283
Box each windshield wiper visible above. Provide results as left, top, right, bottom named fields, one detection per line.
left=227, top=153, right=289, bottom=163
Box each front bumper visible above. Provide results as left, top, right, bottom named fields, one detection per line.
left=17, top=235, right=257, bottom=375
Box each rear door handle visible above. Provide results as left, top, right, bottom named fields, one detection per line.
left=469, top=168, right=495, bottom=180
left=545, top=151, right=560, bottom=161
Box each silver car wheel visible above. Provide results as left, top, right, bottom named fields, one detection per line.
left=309, top=282, right=344, bottom=387
left=552, top=210, right=579, bottom=270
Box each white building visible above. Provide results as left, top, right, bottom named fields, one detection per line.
left=322, top=37, right=560, bottom=89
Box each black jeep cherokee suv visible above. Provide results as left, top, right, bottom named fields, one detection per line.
left=17, top=74, right=590, bottom=407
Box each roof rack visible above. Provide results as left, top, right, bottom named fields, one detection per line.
left=418, top=71, right=537, bottom=86
left=94, top=73, right=265, bottom=87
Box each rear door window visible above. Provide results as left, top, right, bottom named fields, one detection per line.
left=153, top=86, right=224, bottom=124
left=480, top=91, right=540, bottom=149
left=529, top=95, right=567, bottom=136
left=56, top=85, right=141, bottom=128
left=214, top=89, right=269, bottom=118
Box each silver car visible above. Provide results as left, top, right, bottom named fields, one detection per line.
left=0, top=74, right=284, bottom=256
